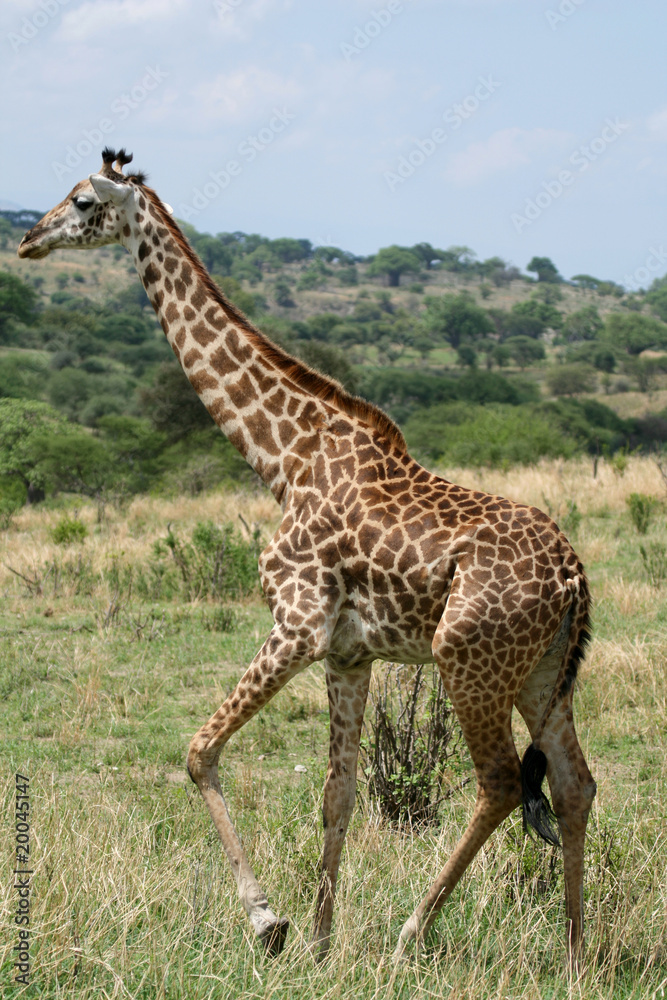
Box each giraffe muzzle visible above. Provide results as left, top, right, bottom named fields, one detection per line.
left=18, top=228, right=52, bottom=259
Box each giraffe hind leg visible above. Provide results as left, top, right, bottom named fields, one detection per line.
left=515, top=643, right=596, bottom=966
left=394, top=643, right=523, bottom=960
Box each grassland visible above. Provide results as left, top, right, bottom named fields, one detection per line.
left=1, top=456, right=666, bottom=999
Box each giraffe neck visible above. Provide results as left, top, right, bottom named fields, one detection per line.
left=122, top=189, right=334, bottom=502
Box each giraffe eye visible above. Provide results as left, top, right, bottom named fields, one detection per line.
left=73, top=196, right=94, bottom=211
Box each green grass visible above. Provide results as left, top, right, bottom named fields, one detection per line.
left=1, top=470, right=666, bottom=998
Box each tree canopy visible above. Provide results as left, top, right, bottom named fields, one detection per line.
left=527, top=256, right=562, bottom=283
left=367, top=246, right=422, bottom=287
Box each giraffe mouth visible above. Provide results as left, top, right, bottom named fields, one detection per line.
left=18, top=242, right=51, bottom=260
left=18, top=234, right=52, bottom=259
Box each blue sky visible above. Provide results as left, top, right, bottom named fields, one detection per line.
left=2, top=0, right=666, bottom=287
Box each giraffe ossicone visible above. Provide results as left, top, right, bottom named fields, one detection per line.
left=19, top=149, right=596, bottom=965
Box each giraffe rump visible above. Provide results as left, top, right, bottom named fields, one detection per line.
left=560, top=574, right=592, bottom=697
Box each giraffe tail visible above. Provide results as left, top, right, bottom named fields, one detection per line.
left=520, top=572, right=592, bottom=847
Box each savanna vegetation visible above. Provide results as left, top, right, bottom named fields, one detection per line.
left=1, top=457, right=666, bottom=998
left=1, top=211, right=666, bottom=997
left=2, top=211, right=667, bottom=517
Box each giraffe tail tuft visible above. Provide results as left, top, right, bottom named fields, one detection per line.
left=521, top=743, right=561, bottom=846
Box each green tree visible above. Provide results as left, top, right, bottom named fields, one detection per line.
left=561, top=305, right=603, bottom=342
left=503, top=336, right=546, bottom=369
left=27, top=429, right=116, bottom=501
left=438, top=246, right=477, bottom=272
left=527, top=256, right=562, bottom=283
left=313, top=246, right=355, bottom=264
left=570, top=274, right=601, bottom=291
left=645, top=277, right=667, bottom=322
left=0, top=399, right=69, bottom=502
left=47, top=367, right=93, bottom=421
left=601, top=313, right=667, bottom=355
left=367, top=246, right=421, bottom=287
left=567, top=342, right=617, bottom=372
left=545, top=364, right=596, bottom=397
left=423, top=293, right=493, bottom=349
left=185, top=232, right=233, bottom=274
left=338, top=266, right=358, bottom=286
left=293, top=341, right=360, bottom=394
left=273, top=277, right=295, bottom=308
left=506, top=298, right=562, bottom=338
left=214, top=276, right=258, bottom=317
left=404, top=402, right=575, bottom=467
left=268, top=238, right=312, bottom=263
left=0, top=353, right=49, bottom=399
left=306, top=314, right=343, bottom=341
left=456, top=344, right=477, bottom=368
left=140, top=363, right=214, bottom=442
left=410, top=242, right=447, bottom=270
left=0, top=273, right=38, bottom=341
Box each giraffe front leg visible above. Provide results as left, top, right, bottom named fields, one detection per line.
left=311, top=662, right=372, bottom=961
left=187, top=623, right=327, bottom=955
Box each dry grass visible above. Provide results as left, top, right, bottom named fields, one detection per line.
left=596, top=388, right=667, bottom=419
left=0, top=489, right=280, bottom=598
left=434, top=453, right=666, bottom=516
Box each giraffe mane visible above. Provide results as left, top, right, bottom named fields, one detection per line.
left=139, top=184, right=407, bottom=452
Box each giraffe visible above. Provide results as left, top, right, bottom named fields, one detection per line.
left=19, top=148, right=596, bottom=964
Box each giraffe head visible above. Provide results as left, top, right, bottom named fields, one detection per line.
left=18, top=147, right=147, bottom=259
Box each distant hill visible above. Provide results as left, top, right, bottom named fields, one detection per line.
left=0, top=208, right=44, bottom=228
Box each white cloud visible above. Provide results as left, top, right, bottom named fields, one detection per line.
left=646, top=107, right=667, bottom=139
left=444, top=126, right=573, bottom=184
left=211, top=0, right=293, bottom=40
left=189, top=66, right=302, bottom=125
left=57, top=0, right=187, bottom=42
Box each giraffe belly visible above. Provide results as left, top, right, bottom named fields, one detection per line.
left=327, top=601, right=441, bottom=670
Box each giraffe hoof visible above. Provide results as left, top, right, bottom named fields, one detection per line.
left=259, top=915, right=289, bottom=956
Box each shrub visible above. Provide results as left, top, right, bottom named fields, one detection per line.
left=404, top=403, right=577, bottom=468
left=152, top=521, right=261, bottom=602
left=359, top=664, right=462, bottom=826
left=51, top=515, right=88, bottom=545
left=201, top=607, right=237, bottom=632
left=627, top=493, right=656, bottom=534
left=273, top=278, right=295, bottom=308
left=561, top=500, right=582, bottom=538
left=640, top=543, right=667, bottom=588
left=545, top=364, right=596, bottom=397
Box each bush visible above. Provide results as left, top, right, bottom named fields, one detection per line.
left=52, top=515, right=88, bottom=545
left=545, top=364, right=596, bottom=397
left=338, top=266, right=359, bottom=286
left=404, top=403, right=577, bottom=468
left=627, top=493, right=656, bottom=534
left=359, top=664, right=461, bottom=826
left=150, top=521, right=261, bottom=602
left=640, top=543, right=667, bottom=587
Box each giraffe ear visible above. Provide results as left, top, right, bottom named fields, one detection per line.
left=89, top=173, right=133, bottom=207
